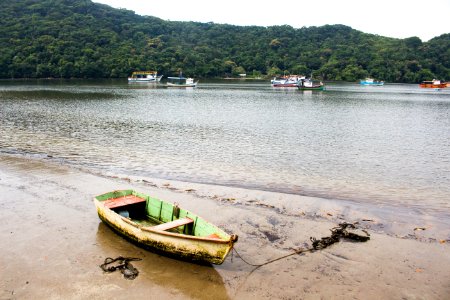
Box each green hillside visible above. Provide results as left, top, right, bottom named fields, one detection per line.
left=0, top=0, right=449, bottom=82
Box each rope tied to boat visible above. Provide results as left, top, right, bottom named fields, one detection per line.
left=99, top=256, right=142, bottom=280
left=233, top=222, right=370, bottom=270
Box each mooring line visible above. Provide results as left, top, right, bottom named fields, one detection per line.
left=232, top=222, right=370, bottom=271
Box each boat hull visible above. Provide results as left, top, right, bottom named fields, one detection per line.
left=94, top=191, right=236, bottom=264
left=419, top=83, right=447, bottom=88
left=360, top=78, right=384, bottom=86
left=298, top=85, right=324, bottom=91
left=128, top=75, right=163, bottom=83
left=272, top=83, right=298, bottom=87
left=297, top=78, right=324, bottom=91
left=166, top=82, right=198, bottom=88
left=360, top=82, right=384, bottom=86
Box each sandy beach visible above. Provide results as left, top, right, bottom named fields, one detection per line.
left=1, top=154, right=449, bottom=299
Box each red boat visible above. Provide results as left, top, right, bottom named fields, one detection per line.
left=419, top=79, right=448, bottom=88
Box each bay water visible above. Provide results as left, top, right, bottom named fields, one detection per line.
left=1, top=79, right=449, bottom=224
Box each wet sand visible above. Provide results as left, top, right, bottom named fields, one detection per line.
left=1, top=155, right=449, bottom=299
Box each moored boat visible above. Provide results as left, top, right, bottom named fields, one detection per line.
left=271, top=75, right=304, bottom=87
left=166, top=76, right=198, bottom=87
left=94, top=190, right=237, bottom=264
left=419, top=79, right=448, bottom=88
left=297, top=78, right=324, bottom=91
left=360, top=78, right=384, bottom=86
left=128, top=71, right=163, bottom=83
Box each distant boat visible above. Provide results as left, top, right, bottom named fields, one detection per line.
left=271, top=75, right=303, bottom=87
left=360, top=78, right=384, bottom=86
left=94, top=189, right=238, bottom=265
left=128, top=71, right=163, bottom=83
left=419, top=79, right=448, bottom=89
left=297, top=78, right=324, bottom=91
left=166, top=76, right=198, bottom=88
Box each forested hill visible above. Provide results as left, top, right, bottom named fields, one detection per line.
left=1, top=0, right=449, bottom=82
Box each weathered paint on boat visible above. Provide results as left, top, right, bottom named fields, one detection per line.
left=94, top=190, right=237, bottom=264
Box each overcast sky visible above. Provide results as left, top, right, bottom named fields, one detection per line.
left=93, top=0, right=449, bottom=41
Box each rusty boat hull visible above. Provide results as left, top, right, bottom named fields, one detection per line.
left=94, top=190, right=237, bottom=265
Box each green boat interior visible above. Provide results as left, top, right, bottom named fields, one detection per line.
left=95, top=190, right=226, bottom=239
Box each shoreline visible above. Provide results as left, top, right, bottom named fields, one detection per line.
left=96, top=170, right=450, bottom=243
left=8, top=151, right=448, bottom=243
left=1, top=154, right=450, bottom=299
left=3, top=150, right=449, bottom=244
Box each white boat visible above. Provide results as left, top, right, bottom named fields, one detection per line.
left=128, top=71, right=163, bottom=83
left=271, top=75, right=304, bottom=87
left=297, top=78, right=325, bottom=90
left=166, top=76, right=198, bottom=87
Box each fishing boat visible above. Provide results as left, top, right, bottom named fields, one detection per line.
left=128, top=71, right=163, bottom=83
left=297, top=78, right=325, bottom=91
left=94, top=190, right=237, bottom=265
left=360, top=78, right=384, bottom=86
left=419, top=79, right=448, bottom=88
left=271, top=75, right=303, bottom=87
left=166, top=76, right=198, bottom=87
left=270, top=76, right=287, bottom=85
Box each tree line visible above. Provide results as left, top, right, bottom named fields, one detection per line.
left=0, top=0, right=449, bottom=82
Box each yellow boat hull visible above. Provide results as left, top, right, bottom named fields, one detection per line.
left=94, top=190, right=237, bottom=265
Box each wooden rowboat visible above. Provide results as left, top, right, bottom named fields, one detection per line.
left=94, top=190, right=238, bottom=265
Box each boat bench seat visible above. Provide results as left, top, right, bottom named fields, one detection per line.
left=152, top=217, right=194, bottom=231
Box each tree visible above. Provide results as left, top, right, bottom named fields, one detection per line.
left=0, top=0, right=448, bottom=81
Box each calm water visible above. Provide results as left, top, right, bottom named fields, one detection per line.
left=1, top=80, right=449, bottom=215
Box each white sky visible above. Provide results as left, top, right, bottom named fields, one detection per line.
left=93, top=0, right=450, bottom=41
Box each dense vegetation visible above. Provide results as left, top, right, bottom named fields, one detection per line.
left=1, top=0, right=449, bottom=82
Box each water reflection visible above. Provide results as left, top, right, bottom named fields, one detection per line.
left=0, top=89, right=123, bottom=100
left=95, top=222, right=230, bottom=300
